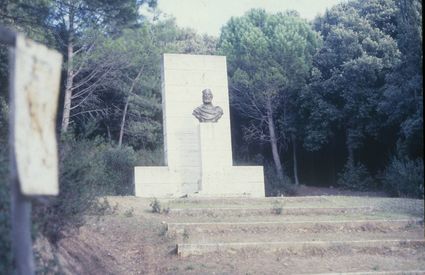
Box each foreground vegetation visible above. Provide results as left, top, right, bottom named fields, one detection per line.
left=0, top=0, right=422, bottom=272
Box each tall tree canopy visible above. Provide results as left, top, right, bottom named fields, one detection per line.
left=379, top=0, right=423, bottom=158
left=302, top=0, right=401, bottom=170
left=50, top=0, right=157, bottom=132
left=0, top=0, right=422, bottom=194
left=219, top=9, right=320, bottom=181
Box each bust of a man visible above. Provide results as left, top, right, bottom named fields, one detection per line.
left=192, top=88, right=223, bottom=122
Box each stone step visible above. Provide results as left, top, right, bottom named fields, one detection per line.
left=162, top=209, right=421, bottom=223
left=174, top=228, right=423, bottom=244
left=167, top=219, right=423, bottom=235
left=164, top=196, right=423, bottom=212
left=168, top=221, right=424, bottom=243
left=164, top=196, right=336, bottom=211
left=169, top=196, right=331, bottom=203
left=173, top=243, right=425, bottom=273
left=310, top=271, right=425, bottom=275
left=164, top=196, right=328, bottom=209
left=167, top=206, right=376, bottom=217
left=177, top=239, right=425, bottom=257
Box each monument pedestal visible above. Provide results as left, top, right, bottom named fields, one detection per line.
left=199, top=123, right=228, bottom=193
left=198, top=123, right=264, bottom=197
left=134, top=54, right=265, bottom=198
left=134, top=167, right=181, bottom=197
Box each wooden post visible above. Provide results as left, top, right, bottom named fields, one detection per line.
left=2, top=25, right=62, bottom=275
left=9, top=152, right=35, bottom=275
left=1, top=25, right=35, bottom=275
left=0, top=26, right=16, bottom=47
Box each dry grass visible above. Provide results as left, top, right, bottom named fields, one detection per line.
left=34, top=195, right=424, bottom=274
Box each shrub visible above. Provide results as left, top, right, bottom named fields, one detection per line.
left=271, top=199, right=284, bottom=215
left=0, top=100, right=12, bottom=274
left=34, top=135, right=146, bottom=243
left=124, top=207, right=135, bottom=217
left=100, top=146, right=139, bottom=195
left=149, top=198, right=169, bottom=214
left=34, top=137, right=103, bottom=243
left=381, top=157, right=424, bottom=198
left=337, top=162, right=374, bottom=191
left=0, top=150, right=12, bottom=274
left=264, top=162, right=297, bottom=196
left=100, top=146, right=163, bottom=195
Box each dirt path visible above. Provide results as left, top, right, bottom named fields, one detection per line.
left=294, top=185, right=387, bottom=197
left=34, top=195, right=424, bottom=274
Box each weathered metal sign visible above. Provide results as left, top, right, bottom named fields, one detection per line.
left=10, top=34, right=62, bottom=195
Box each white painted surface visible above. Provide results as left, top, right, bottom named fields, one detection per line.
left=135, top=54, right=264, bottom=197
left=134, top=167, right=181, bottom=197
left=11, top=34, right=62, bottom=196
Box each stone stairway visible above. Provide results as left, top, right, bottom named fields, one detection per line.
left=162, top=196, right=425, bottom=274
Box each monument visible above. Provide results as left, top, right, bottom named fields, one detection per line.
left=192, top=88, right=223, bottom=122
left=134, top=54, right=265, bottom=197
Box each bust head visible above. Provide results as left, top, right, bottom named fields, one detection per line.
left=193, top=88, right=223, bottom=122
left=202, top=88, right=213, bottom=104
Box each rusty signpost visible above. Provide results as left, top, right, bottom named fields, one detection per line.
left=0, top=26, right=62, bottom=275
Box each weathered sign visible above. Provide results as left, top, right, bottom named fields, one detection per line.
left=10, top=34, right=62, bottom=195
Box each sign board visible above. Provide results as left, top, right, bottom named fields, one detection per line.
left=10, top=34, right=62, bottom=195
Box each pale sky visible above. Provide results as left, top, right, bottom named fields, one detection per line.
left=154, top=0, right=345, bottom=37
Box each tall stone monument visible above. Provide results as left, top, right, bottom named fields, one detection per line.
left=134, top=54, right=264, bottom=197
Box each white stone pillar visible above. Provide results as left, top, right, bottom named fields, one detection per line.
left=199, top=123, right=228, bottom=194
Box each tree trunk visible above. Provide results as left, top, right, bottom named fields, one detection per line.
left=266, top=97, right=284, bottom=181
left=61, top=7, right=75, bottom=133
left=346, top=129, right=355, bottom=168
left=118, top=67, right=144, bottom=147
left=118, top=97, right=130, bottom=148
left=291, top=133, right=300, bottom=185
left=330, top=137, right=336, bottom=186
left=106, top=125, right=111, bottom=143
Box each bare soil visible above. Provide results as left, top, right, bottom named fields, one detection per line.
left=294, top=185, right=388, bottom=197
left=34, top=190, right=425, bottom=274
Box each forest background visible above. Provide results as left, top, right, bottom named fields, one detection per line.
left=0, top=0, right=422, bottom=272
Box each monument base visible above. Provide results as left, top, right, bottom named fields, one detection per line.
left=134, top=167, right=181, bottom=197
left=134, top=166, right=265, bottom=198
left=198, top=166, right=265, bottom=197
left=198, top=123, right=264, bottom=197
left=134, top=165, right=264, bottom=198
left=134, top=123, right=265, bottom=198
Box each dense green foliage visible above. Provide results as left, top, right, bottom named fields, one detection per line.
left=35, top=134, right=161, bottom=243
left=0, top=0, right=422, bottom=272
left=381, top=157, right=424, bottom=198
left=0, top=94, right=11, bottom=273
left=301, top=0, right=403, bottom=189
left=380, top=0, right=423, bottom=159
left=219, top=9, right=321, bottom=184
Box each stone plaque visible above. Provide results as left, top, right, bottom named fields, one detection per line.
left=10, top=34, right=62, bottom=195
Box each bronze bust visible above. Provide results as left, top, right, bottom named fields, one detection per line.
left=192, top=89, right=223, bottom=122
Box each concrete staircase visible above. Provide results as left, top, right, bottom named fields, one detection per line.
left=162, top=196, right=425, bottom=274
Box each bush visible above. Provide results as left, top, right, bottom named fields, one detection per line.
left=100, top=145, right=163, bottom=195
left=34, top=137, right=105, bottom=243
left=0, top=149, right=12, bottom=274
left=337, top=162, right=374, bottom=191
left=381, top=157, right=424, bottom=198
left=149, top=198, right=169, bottom=214
left=0, top=97, right=12, bottom=274
left=99, top=146, right=139, bottom=195
left=264, top=162, right=297, bottom=196
left=271, top=199, right=284, bottom=215
left=34, top=135, right=157, bottom=243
